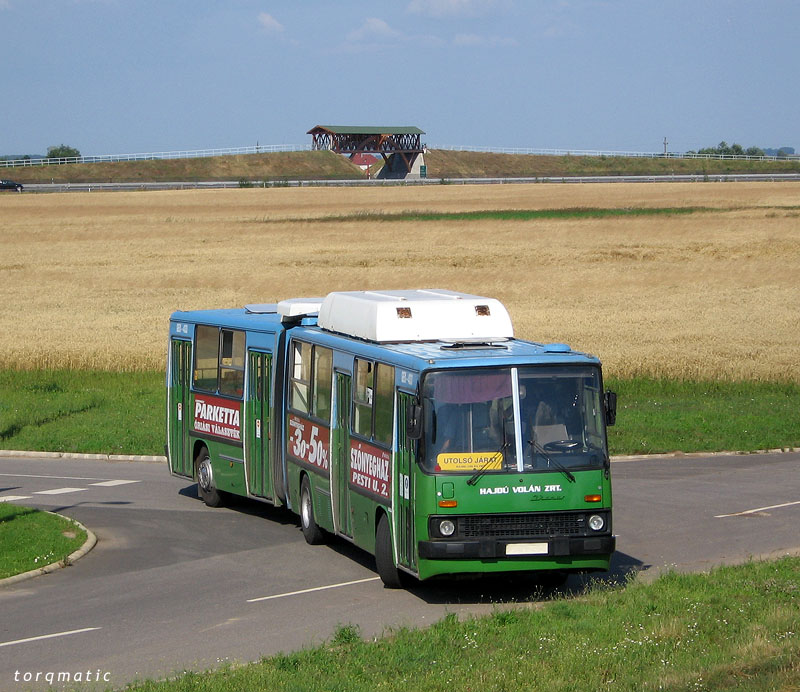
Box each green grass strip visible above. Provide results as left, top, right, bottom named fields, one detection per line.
left=0, top=370, right=164, bottom=455
left=126, top=556, right=800, bottom=691
left=273, top=206, right=717, bottom=224
left=607, top=377, right=800, bottom=455
left=1, top=371, right=798, bottom=456
left=0, top=503, right=87, bottom=579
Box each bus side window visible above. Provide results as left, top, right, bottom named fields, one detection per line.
left=290, top=342, right=312, bottom=414
left=289, top=341, right=333, bottom=421
left=219, top=329, right=245, bottom=397
left=194, top=325, right=220, bottom=392
left=374, top=364, right=395, bottom=445
left=313, top=347, right=333, bottom=422
left=353, top=358, right=374, bottom=438
left=353, top=359, right=395, bottom=445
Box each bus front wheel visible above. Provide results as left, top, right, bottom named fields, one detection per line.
left=196, top=448, right=223, bottom=507
left=375, top=514, right=403, bottom=589
left=300, top=476, right=325, bottom=545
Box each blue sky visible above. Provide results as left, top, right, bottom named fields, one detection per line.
left=1, top=0, right=797, bottom=156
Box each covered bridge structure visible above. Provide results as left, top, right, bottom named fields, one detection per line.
left=307, top=125, right=425, bottom=178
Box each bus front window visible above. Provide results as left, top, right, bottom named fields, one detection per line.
left=421, top=366, right=607, bottom=474
left=519, top=367, right=606, bottom=470
left=422, top=369, right=515, bottom=474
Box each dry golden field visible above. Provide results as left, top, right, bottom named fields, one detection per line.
left=1, top=182, right=798, bottom=380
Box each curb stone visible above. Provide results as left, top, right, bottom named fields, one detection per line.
left=610, top=447, right=800, bottom=462
left=0, top=514, right=97, bottom=587
left=0, top=449, right=166, bottom=463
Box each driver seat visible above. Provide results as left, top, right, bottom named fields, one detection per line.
left=536, top=424, right=568, bottom=446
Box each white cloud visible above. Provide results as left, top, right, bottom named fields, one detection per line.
left=257, top=12, right=284, bottom=34
left=340, top=16, right=445, bottom=53
left=453, top=32, right=517, bottom=47
left=453, top=33, right=483, bottom=45
left=346, top=17, right=403, bottom=43
left=407, top=0, right=500, bottom=18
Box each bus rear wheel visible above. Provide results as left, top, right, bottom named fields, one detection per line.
left=375, top=514, right=403, bottom=589
left=196, top=447, right=223, bottom=507
left=300, top=476, right=325, bottom=545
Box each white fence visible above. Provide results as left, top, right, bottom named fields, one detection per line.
left=0, top=144, right=311, bottom=168
left=435, top=145, right=800, bottom=162
left=1, top=143, right=797, bottom=169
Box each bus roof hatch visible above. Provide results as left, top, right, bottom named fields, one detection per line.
left=317, top=289, right=514, bottom=343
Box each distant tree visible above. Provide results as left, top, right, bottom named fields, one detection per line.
left=696, top=141, right=762, bottom=157
left=698, top=141, right=729, bottom=155
left=46, top=144, right=81, bottom=160
left=764, top=147, right=795, bottom=157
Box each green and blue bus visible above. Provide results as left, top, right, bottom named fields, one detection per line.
left=166, top=289, right=617, bottom=587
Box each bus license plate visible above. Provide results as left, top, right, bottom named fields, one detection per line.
left=505, top=542, right=548, bottom=556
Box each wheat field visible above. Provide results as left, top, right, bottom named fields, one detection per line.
left=1, top=182, right=798, bottom=380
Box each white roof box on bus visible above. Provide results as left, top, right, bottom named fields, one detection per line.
left=317, top=289, right=514, bottom=343
left=277, top=297, right=325, bottom=319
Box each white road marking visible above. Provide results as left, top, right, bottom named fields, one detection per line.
left=715, top=500, right=800, bottom=518
left=33, top=487, right=87, bottom=495
left=89, top=480, right=140, bottom=487
left=0, top=627, right=101, bottom=649
left=0, top=472, right=110, bottom=482
left=0, top=495, right=32, bottom=503
left=247, top=576, right=381, bottom=603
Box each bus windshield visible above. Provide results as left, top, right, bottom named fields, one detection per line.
left=421, top=366, right=607, bottom=474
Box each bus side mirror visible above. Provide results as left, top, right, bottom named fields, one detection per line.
left=604, top=391, right=617, bottom=426
left=406, top=404, right=423, bottom=440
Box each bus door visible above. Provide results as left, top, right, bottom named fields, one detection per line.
left=247, top=350, right=272, bottom=499
left=395, top=391, right=417, bottom=572
left=168, top=338, right=193, bottom=478
left=332, top=371, right=352, bottom=537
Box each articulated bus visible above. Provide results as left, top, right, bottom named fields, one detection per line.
left=166, top=290, right=617, bottom=587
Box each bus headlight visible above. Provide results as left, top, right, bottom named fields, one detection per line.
left=588, top=514, right=605, bottom=532
left=439, top=519, right=456, bottom=537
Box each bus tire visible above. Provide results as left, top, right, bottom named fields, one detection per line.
left=300, top=476, right=325, bottom=545
left=196, top=447, right=223, bottom=508
left=375, top=514, right=403, bottom=589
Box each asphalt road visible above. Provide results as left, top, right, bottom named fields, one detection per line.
left=1, top=452, right=798, bottom=690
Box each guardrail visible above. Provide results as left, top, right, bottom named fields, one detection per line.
left=21, top=172, right=800, bottom=193
left=1, top=143, right=797, bottom=169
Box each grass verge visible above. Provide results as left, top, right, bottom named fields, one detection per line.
left=4, top=149, right=799, bottom=185
left=127, top=556, right=800, bottom=691
left=1, top=371, right=798, bottom=457
left=606, top=377, right=800, bottom=455
left=0, top=370, right=164, bottom=455
left=0, top=503, right=87, bottom=579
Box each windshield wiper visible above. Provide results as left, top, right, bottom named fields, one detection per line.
left=466, top=442, right=508, bottom=486
left=527, top=438, right=576, bottom=483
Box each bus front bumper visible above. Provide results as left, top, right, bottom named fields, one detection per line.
left=418, top=535, right=616, bottom=560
